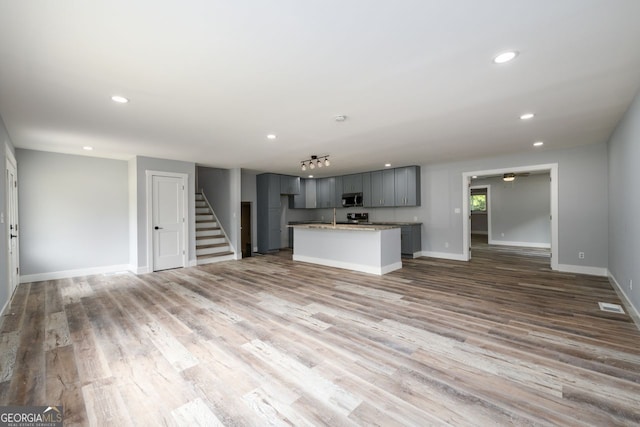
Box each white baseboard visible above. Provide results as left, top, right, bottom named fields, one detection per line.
left=293, top=254, right=401, bottom=276
left=188, top=260, right=198, bottom=267
left=488, top=239, right=551, bottom=249
left=608, top=271, right=640, bottom=330
left=0, top=297, right=10, bottom=320
left=556, top=263, right=608, bottom=277
left=419, top=251, right=467, bottom=261
left=20, top=263, right=135, bottom=283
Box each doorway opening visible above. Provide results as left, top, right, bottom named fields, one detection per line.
left=241, top=202, right=252, bottom=257
left=462, top=163, right=558, bottom=270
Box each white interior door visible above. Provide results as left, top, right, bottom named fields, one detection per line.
left=152, top=174, right=185, bottom=271
left=6, top=149, right=19, bottom=296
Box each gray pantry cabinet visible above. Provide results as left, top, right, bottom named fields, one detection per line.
left=259, top=173, right=302, bottom=252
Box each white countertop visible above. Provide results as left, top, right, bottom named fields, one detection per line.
left=289, top=223, right=399, bottom=231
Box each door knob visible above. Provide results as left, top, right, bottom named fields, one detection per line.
left=154, top=226, right=163, bottom=230
left=10, top=234, right=17, bottom=238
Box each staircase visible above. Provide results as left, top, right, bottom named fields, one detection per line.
left=196, top=193, right=235, bottom=265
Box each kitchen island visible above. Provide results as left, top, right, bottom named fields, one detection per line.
left=289, top=223, right=402, bottom=275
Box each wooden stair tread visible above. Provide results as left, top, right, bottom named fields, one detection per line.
left=196, top=243, right=229, bottom=249
left=196, top=251, right=234, bottom=259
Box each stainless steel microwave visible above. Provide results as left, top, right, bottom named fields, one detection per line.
left=341, top=192, right=363, bottom=207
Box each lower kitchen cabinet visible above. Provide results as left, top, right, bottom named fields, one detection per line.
left=400, top=224, right=422, bottom=257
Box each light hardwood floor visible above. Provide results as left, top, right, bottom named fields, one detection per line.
left=1, top=245, right=639, bottom=426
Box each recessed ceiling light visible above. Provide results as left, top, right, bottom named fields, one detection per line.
left=533, top=141, right=544, bottom=147
left=384, top=163, right=391, bottom=167
left=335, top=115, right=347, bottom=122
left=520, top=113, right=535, bottom=120
left=308, top=175, right=314, bottom=178
left=493, top=51, right=519, bottom=64
left=111, top=95, right=129, bottom=104
left=472, top=175, right=478, bottom=179
left=267, top=134, right=277, bottom=140
left=82, top=146, right=93, bottom=151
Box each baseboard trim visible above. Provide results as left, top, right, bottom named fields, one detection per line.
left=556, top=264, right=608, bottom=277
left=20, top=264, right=134, bottom=283
left=0, top=297, right=10, bottom=321
left=488, top=240, right=551, bottom=249
left=608, top=271, right=640, bottom=331
left=292, top=254, right=401, bottom=276
left=420, top=251, right=467, bottom=262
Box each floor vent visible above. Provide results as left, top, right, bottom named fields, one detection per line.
left=598, top=302, right=625, bottom=314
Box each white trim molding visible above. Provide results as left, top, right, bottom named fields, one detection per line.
left=557, top=264, right=608, bottom=277
left=462, top=163, right=558, bottom=271
left=488, top=240, right=551, bottom=249
left=420, top=251, right=468, bottom=262
left=293, top=254, right=402, bottom=276
left=20, top=264, right=134, bottom=283
left=608, top=271, right=640, bottom=330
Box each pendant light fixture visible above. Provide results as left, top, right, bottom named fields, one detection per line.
left=300, top=155, right=330, bottom=171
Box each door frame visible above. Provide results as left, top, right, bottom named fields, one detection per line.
left=5, top=143, right=19, bottom=299
left=462, top=163, right=558, bottom=270
left=145, top=170, right=189, bottom=272
left=469, top=185, right=492, bottom=248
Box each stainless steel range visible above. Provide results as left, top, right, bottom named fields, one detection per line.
left=346, top=212, right=369, bottom=224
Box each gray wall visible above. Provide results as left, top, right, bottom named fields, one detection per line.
left=309, top=142, right=608, bottom=270
left=1, top=115, right=16, bottom=313
left=135, top=156, right=196, bottom=269
left=608, top=89, right=640, bottom=315
left=473, top=175, right=550, bottom=246
left=198, top=166, right=242, bottom=256
left=16, top=149, right=129, bottom=275
left=198, top=166, right=232, bottom=243
left=418, top=143, right=608, bottom=269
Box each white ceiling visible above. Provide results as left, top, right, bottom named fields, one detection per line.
left=1, top=1, right=640, bottom=177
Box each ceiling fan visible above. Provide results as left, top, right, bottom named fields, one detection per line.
left=502, top=172, right=530, bottom=182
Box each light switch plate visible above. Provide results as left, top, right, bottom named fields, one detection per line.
left=0, top=212, right=3, bottom=223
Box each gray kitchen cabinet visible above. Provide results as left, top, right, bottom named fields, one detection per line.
left=371, top=169, right=395, bottom=207
left=342, top=173, right=363, bottom=193
left=334, top=176, right=343, bottom=207
left=280, top=174, right=300, bottom=195
left=400, top=224, right=422, bottom=257
left=316, top=177, right=335, bottom=208
left=257, top=173, right=282, bottom=252
left=395, top=166, right=421, bottom=206
left=290, top=178, right=317, bottom=209
left=362, top=172, right=372, bottom=207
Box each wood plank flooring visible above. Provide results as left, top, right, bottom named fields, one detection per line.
left=1, top=245, right=639, bottom=426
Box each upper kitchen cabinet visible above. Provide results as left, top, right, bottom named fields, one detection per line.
left=362, top=172, right=372, bottom=207
left=280, top=174, right=301, bottom=195
left=316, top=177, right=336, bottom=208
left=334, top=176, right=343, bottom=207
left=371, top=169, right=395, bottom=207
left=342, top=173, right=363, bottom=193
left=395, top=166, right=421, bottom=206
left=290, top=178, right=317, bottom=209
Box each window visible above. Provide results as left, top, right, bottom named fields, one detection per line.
left=470, top=193, right=487, bottom=212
